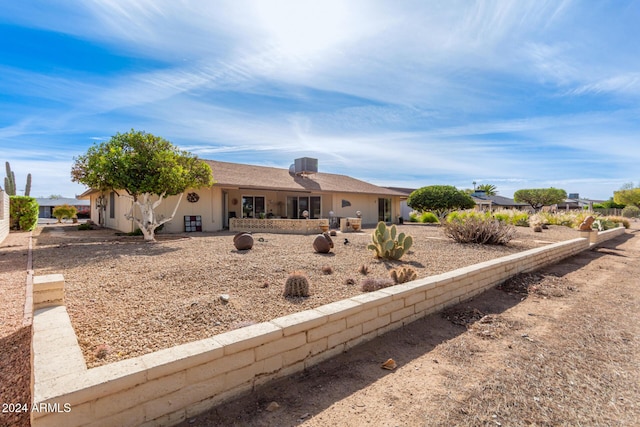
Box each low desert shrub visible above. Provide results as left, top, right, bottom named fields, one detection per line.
left=321, top=265, right=333, bottom=275
left=622, top=206, right=640, bottom=218
left=420, top=211, right=439, bottom=223
left=443, top=216, right=516, bottom=245
left=605, top=216, right=630, bottom=229
left=492, top=209, right=529, bottom=226
left=446, top=210, right=489, bottom=223
left=409, top=211, right=440, bottom=223
left=52, top=204, right=77, bottom=223
left=593, top=219, right=617, bottom=231
left=77, top=223, right=92, bottom=230
left=361, top=277, right=395, bottom=292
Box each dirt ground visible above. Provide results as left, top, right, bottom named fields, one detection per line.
left=177, top=224, right=640, bottom=427
left=1, top=223, right=638, bottom=427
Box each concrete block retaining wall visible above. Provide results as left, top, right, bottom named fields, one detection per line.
left=0, top=191, right=9, bottom=244
left=591, top=226, right=626, bottom=245
left=31, top=231, right=624, bottom=427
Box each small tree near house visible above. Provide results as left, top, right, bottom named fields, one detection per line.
left=407, top=185, right=475, bottom=220
left=52, top=204, right=77, bottom=223
left=513, top=188, right=567, bottom=211
left=71, top=130, right=214, bottom=241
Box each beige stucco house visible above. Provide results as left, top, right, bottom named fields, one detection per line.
left=79, top=158, right=406, bottom=234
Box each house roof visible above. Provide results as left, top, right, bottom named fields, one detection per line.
left=384, top=186, right=415, bottom=195
left=471, top=192, right=528, bottom=207
left=35, top=197, right=90, bottom=207
left=205, top=160, right=406, bottom=196
left=75, top=159, right=407, bottom=198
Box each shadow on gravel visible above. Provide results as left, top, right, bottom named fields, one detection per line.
left=0, top=326, right=31, bottom=427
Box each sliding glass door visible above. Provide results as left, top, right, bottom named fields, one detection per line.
left=378, top=198, right=391, bottom=222
left=287, top=196, right=321, bottom=218
left=242, top=196, right=265, bottom=218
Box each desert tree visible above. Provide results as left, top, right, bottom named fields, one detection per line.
left=614, top=186, right=640, bottom=208
left=71, top=130, right=214, bottom=241
left=407, top=185, right=475, bottom=220
left=513, top=188, right=567, bottom=211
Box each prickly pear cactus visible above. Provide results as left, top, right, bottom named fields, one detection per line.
left=284, top=272, right=310, bottom=297
left=367, top=221, right=413, bottom=260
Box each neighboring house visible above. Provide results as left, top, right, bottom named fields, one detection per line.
left=470, top=190, right=529, bottom=211
left=78, top=158, right=407, bottom=234
left=385, top=187, right=415, bottom=221
left=556, top=193, right=601, bottom=211
left=0, top=190, right=9, bottom=243
left=36, top=197, right=91, bottom=219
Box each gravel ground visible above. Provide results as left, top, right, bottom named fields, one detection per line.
left=0, top=231, right=31, bottom=427
left=31, top=223, right=580, bottom=368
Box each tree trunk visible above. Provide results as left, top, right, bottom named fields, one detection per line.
left=125, top=192, right=184, bottom=241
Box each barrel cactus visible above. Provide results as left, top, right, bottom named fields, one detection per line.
left=284, top=271, right=310, bottom=297
left=367, top=221, right=413, bottom=260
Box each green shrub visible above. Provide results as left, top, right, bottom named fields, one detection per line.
left=408, top=211, right=419, bottom=222
left=77, top=223, right=92, bottom=230
left=445, top=210, right=488, bottom=223
left=128, top=228, right=144, bottom=236
left=604, top=216, right=630, bottom=229
left=52, top=204, right=77, bottom=222
left=443, top=216, right=516, bottom=245
left=593, top=219, right=617, bottom=230
left=622, top=206, right=640, bottom=218
left=9, top=196, right=39, bottom=231
left=419, top=211, right=439, bottom=223
left=490, top=209, right=530, bottom=226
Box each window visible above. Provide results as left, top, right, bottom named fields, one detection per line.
left=242, top=196, right=265, bottom=218
left=287, top=196, right=321, bottom=219
left=109, top=192, right=115, bottom=219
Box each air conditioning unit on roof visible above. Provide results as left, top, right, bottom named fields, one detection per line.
left=293, top=157, right=318, bottom=177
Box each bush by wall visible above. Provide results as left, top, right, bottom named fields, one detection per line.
left=9, top=195, right=38, bottom=231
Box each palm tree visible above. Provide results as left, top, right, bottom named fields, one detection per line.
left=476, top=184, right=497, bottom=195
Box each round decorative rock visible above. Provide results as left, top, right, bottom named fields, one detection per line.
left=313, top=233, right=333, bottom=253
left=233, top=232, right=254, bottom=250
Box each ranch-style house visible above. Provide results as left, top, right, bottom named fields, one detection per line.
left=79, top=158, right=407, bottom=234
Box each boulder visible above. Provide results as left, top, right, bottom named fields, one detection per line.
left=578, top=216, right=595, bottom=231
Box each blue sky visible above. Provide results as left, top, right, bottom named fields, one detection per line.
left=0, top=1, right=638, bottom=200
